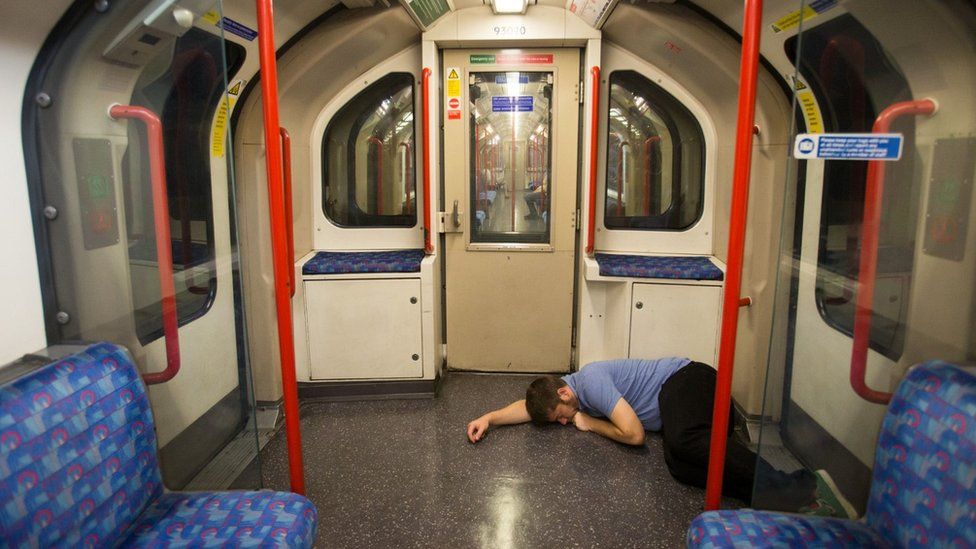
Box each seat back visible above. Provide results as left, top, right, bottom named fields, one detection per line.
left=866, top=360, right=976, bottom=546
left=0, top=343, right=163, bottom=547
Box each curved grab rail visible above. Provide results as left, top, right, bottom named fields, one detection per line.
left=851, top=98, right=937, bottom=404
left=422, top=68, right=433, bottom=254
left=279, top=127, right=295, bottom=297
left=585, top=66, right=600, bottom=255
left=255, top=0, right=306, bottom=495
left=109, top=104, right=181, bottom=385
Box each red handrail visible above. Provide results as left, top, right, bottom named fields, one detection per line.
left=585, top=66, right=600, bottom=255
left=422, top=68, right=433, bottom=254
left=279, top=127, right=295, bottom=298
left=510, top=115, right=516, bottom=229
left=367, top=136, right=384, bottom=215
left=642, top=136, right=661, bottom=215
left=850, top=99, right=936, bottom=404
left=111, top=104, right=181, bottom=385
left=255, top=0, right=305, bottom=495
left=704, top=0, right=763, bottom=511
left=616, top=141, right=629, bottom=216
left=398, top=142, right=414, bottom=214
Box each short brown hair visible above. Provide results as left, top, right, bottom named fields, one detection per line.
left=525, top=376, right=567, bottom=425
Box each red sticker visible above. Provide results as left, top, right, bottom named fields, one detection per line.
left=448, top=98, right=460, bottom=109
left=448, top=110, right=461, bottom=120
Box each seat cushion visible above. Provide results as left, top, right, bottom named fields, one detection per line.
left=687, top=510, right=890, bottom=548
left=594, top=253, right=723, bottom=280
left=866, top=361, right=976, bottom=546
left=121, top=490, right=317, bottom=548
left=0, top=342, right=162, bottom=548
left=303, top=249, right=425, bottom=275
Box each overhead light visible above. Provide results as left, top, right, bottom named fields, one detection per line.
left=491, top=0, right=528, bottom=14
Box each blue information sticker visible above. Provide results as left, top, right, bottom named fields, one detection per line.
left=794, top=133, right=903, bottom=161
left=495, top=74, right=529, bottom=84
left=218, top=17, right=258, bottom=41
left=492, top=96, right=534, bottom=112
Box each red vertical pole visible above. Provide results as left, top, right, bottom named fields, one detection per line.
left=368, top=136, right=384, bottom=215
left=255, top=0, right=305, bottom=495
left=422, top=68, right=433, bottom=254
left=704, top=0, right=763, bottom=511
left=585, top=67, right=600, bottom=255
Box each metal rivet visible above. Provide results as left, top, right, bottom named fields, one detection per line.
left=56, top=311, right=71, bottom=325
left=43, top=206, right=58, bottom=220
left=410, top=296, right=418, bottom=304
left=411, top=354, right=420, bottom=361
left=635, top=301, right=643, bottom=310
left=36, top=93, right=52, bottom=108
left=94, top=0, right=109, bottom=13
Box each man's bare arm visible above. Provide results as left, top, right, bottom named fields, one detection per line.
left=466, top=399, right=531, bottom=443
left=572, top=398, right=645, bottom=446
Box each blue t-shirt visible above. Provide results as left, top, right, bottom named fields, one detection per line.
left=562, top=358, right=691, bottom=431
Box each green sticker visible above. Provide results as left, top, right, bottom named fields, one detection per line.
left=470, top=54, right=495, bottom=64
left=406, top=0, right=450, bottom=27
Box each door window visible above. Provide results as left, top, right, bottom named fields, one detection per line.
left=469, top=71, right=553, bottom=244
left=123, top=28, right=245, bottom=344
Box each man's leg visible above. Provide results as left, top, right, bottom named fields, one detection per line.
left=658, top=362, right=761, bottom=503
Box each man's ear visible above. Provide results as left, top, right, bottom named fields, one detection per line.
left=556, top=386, right=572, bottom=401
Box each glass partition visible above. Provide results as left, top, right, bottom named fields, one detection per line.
left=26, top=1, right=263, bottom=490
left=469, top=71, right=553, bottom=244
left=752, top=0, right=976, bottom=517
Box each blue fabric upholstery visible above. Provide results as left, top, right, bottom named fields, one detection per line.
left=686, top=361, right=976, bottom=548
left=687, top=510, right=889, bottom=548
left=122, top=490, right=317, bottom=547
left=303, top=249, right=425, bottom=275
left=0, top=342, right=317, bottom=548
left=866, top=361, right=976, bottom=546
left=594, top=253, right=724, bottom=281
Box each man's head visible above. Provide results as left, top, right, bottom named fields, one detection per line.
left=525, top=376, right=579, bottom=425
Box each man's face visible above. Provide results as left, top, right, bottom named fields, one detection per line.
left=548, top=389, right=579, bottom=425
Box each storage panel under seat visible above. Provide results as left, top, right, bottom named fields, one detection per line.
left=305, top=278, right=423, bottom=380
left=628, top=282, right=720, bottom=365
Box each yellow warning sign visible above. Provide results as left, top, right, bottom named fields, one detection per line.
left=771, top=5, right=817, bottom=33
left=212, top=95, right=237, bottom=157
left=797, top=91, right=823, bottom=134
left=790, top=75, right=808, bottom=91
left=203, top=10, right=221, bottom=25
left=447, top=67, right=460, bottom=98
left=228, top=80, right=243, bottom=96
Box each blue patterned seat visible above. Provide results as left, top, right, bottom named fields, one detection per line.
left=0, top=342, right=317, bottom=548
left=594, top=253, right=724, bottom=280
left=687, top=360, right=976, bottom=548
left=303, top=249, right=425, bottom=275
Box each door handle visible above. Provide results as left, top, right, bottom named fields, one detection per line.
left=452, top=199, right=462, bottom=228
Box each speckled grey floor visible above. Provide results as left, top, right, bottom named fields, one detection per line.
left=235, top=373, right=742, bottom=548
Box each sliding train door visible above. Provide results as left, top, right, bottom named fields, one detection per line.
left=752, top=2, right=976, bottom=514
left=442, top=49, right=580, bottom=372
left=25, top=1, right=260, bottom=489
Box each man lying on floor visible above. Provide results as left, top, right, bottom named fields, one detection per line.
left=465, top=358, right=856, bottom=518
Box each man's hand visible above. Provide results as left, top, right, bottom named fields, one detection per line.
left=467, top=417, right=490, bottom=443
left=572, top=411, right=594, bottom=432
